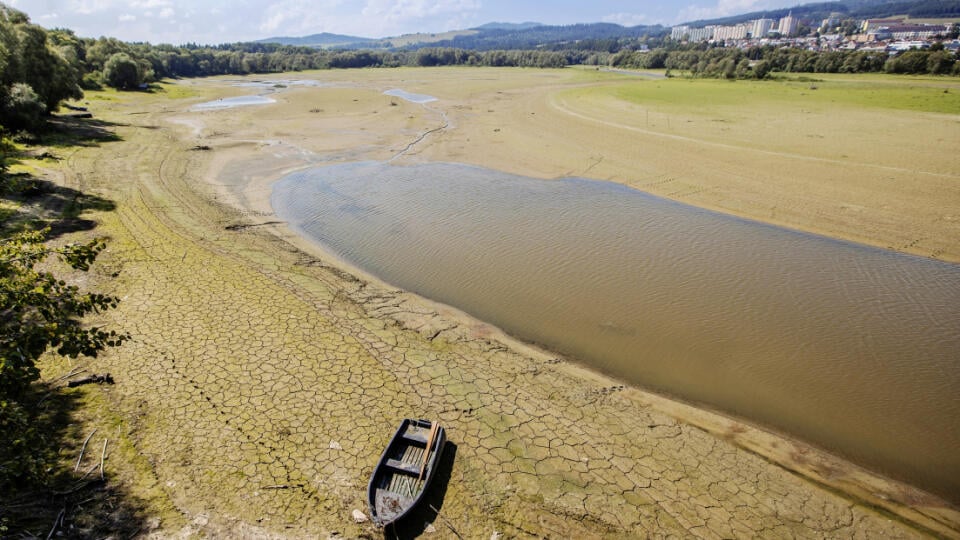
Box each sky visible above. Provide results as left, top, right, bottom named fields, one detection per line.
left=11, top=0, right=801, bottom=44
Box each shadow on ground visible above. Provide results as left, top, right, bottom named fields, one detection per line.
left=382, top=442, right=460, bottom=540
left=2, top=114, right=120, bottom=237
left=43, top=116, right=124, bottom=147
left=1, top=116, right=144, bottom=538
left=0, top=383, right=151, bottom=539
left=0, top=176, right=116, bottom=237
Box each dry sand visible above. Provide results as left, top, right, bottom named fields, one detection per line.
left=41, top=67, right=960, bottom=538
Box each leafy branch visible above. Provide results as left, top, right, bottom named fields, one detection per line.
left=1, top=229, right=127, bottom=398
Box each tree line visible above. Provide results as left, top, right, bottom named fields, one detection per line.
left=611, top=42, right=960, bottom=79
left=4, top=1, right=960, bottom=134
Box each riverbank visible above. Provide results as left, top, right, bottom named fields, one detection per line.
left=39, top=68, right=960, bottom=537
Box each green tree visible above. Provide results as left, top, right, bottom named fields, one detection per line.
left=103, top=51, right=141, bottom=89
left=1, top=82, right=45, bottom=130
left=885, top=50, right=929, bottom=74
left=0, top=228, right=126, bottom=489
left=1, top=230, right=125, bottom=394
left=84, top=36, right=128, bottom=73
left=0, top=5, right=82, bottom=126
left=927, top=50, right=955, bottom=74
left=753, top=59, right=772, bottom=79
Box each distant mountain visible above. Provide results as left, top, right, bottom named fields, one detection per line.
left=257, top=32, right=375, bottom=48
left=257, top=21, right=666, bottom=52
left=253, top=1, right=959, bottom=50
left=681, top=0, right=960, bottom=27
left=416, top=22, right=665, bottom=51
left=378, top=29, right=480, bottom=48
left=473, top=22, right=544, bottom=31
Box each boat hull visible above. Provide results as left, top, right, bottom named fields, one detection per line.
left=367, top=418, right=446, bottom=527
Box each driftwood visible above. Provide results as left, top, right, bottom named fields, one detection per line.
left=52, top=367, right=87, bottom=384
left=75, top=429, right=98, bottom=472
left=37, top=368, right=88, bottom=406
left=67, top=373, right=114, bottom=387
left=53, top=476, right=104, bottom=496
left=99, top=439, right=108, bottom=480
left=45, top=506, right=66, bottom=540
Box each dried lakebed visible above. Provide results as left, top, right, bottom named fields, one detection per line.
left=272, top=160, right=960, bottom=502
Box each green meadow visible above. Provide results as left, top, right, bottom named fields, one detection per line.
left=601, top=72, right=960, bottom=115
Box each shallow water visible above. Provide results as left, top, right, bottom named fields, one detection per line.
left=272, top=161, right=960, bottom=500
left=232, top=79, right=327, bottom=88
left=192, top=95, right=276, bottom=110
left=384, top=89, right=438, bottom=104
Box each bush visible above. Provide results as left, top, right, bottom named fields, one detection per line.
left=80, top=71, right=103, bottom=90
left=885, top=50, right=929, bottom=74
left=1, top=83, right=46, bottom=131
left=103, top=52, right=142, bottom=89
left=927, top=50, right=956, bottom=74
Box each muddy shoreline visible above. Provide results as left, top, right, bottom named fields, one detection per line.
left=43, top=69, right=960, bottom=537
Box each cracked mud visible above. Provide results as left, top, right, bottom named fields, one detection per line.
left=48, top=71, right=958, bottom=538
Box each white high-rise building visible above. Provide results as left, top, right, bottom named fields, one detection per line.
left=751, top=19, right=774, bottom=38
left=688, top=26, right=715, bottom=41
left=778, top=12, right=798, bottom=36
left=714, top=24, right=749, bottom=41
left=671, top=25, right=690, bottom=40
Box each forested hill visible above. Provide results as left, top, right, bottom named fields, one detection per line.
left=256, top=0, right=960, bottom=52
left=258, top=22, right=667, bottom=51
left=396, top=23, right=666, bottom=51
left=684, top=0, right=960, bottom=28
left=257, top=32, right=375, bottom=48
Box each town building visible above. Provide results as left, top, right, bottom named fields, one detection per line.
left=687, top=26, right=715, bottom=42
left=751, top=18, right=774, bottom=38
left=778, top=12, right=798, bottom=36
left=671, top=25, right=690, bottom=40
left=820, top=12, right=844, bottom=32
left=714, top=23, right=749, bottom=41
left=861, top=18, right=905, bottom=33
left=885, top=24, right=949, bottom=40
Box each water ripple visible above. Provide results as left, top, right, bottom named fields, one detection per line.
left=272, top=161, right=960, bottom=499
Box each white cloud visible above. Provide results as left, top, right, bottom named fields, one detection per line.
left=360, top=0, right=482, bottom=35
left=67, top=0, right=121, bottom=16
left=602, top=12, right=650, bottom=27
left=130, top=0, right=173, bottom=8
left=257, top=0, right=346, bottom=35
left=676, top=0, right=775, bottom=23
left=118, top=13, right=137, bottom=22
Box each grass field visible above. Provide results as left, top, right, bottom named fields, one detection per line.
left=608, top=73, right=960, bottom=114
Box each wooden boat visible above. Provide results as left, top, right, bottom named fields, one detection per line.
left=367, top=418, right=446, bottom=527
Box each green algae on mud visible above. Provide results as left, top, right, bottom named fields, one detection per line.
left=25, top=68, right=960, bottom=538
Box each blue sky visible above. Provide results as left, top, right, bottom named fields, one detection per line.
left=12, top=0, right=799, bottom=44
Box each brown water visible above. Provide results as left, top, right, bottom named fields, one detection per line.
left=272, top=161, right=960, bottom=501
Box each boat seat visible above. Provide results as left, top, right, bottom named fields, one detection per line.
left=385, top=458, right=422, bottom=476
left=401, top=431, right=428, bottom=444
